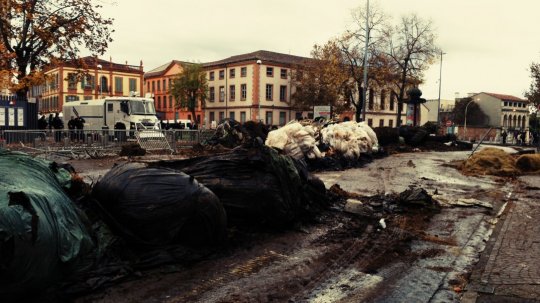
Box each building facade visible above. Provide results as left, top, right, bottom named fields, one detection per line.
left=201, top=50, right=306, bottom=128
left=30, top=56, right=144, bottom=114
left=143, top=60, right=204, bottom=123
left=470, top=92, right=529, bottom=130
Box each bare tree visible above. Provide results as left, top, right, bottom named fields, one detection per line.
left=0, top=0, right=113, bottom=96
left=339, top=2, right=392, bottom=121
left=386, top=14, right=439, bottom=126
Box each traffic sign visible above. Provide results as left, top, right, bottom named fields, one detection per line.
left=445, top=120, right=452, bottom=127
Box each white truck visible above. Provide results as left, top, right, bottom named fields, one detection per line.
left=62, top=97, right=160, bottom=131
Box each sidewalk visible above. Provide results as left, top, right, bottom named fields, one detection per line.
left=464, top=175, right=540, bottom=302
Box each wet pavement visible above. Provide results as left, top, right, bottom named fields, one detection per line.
left=464, top=175, right=540, bottom=303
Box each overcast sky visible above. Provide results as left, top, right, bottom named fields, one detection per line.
left=94, top=0, right=540, bottom=100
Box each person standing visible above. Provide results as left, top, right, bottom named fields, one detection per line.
left=52, top=113, right=64, bottom=143
left=501, top=130, right=507, bottom=145
left=75, top=116, right=85, bottom=142
left=67, top=116, right=76, bottom=141
left=38, top=115, right=48, bottom=130
left=48, top=114, right=53, bottom=132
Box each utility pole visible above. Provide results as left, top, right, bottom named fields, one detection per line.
left=436, top=51, right=446, bottom=126
left=361, top=0, right=370, bottom=122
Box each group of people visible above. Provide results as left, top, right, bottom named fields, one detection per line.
left=500, top=129, right=537, bottom=146
left=37, top=113, right=85, bottom=142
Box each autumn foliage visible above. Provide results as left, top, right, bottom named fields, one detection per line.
left=0, top=0, right=113, bottom=95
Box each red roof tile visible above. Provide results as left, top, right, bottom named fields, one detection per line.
left=482, top=92, right=527, bottom=102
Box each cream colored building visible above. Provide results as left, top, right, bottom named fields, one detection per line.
left=202, top=50, right=306, bottom=128
left=30, top=56, right=144, bottom=114
left=470, top=92, right=529, bottom=129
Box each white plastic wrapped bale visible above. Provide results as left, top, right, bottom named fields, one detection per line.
left=320, top=121, right=378, bottom=159
left=265, top=121, right=323, bottom=160
left=358, top=121, right=379, bottom=152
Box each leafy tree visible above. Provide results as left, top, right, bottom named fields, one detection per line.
left=292, top=39, right=352, bottom=114
left=0, top=0, right=113, bottom=96
left=451, top=97, right=488, bottom=126
left=169, top=63, right=208, bottom=128
left=386, top=14, right=439, bottom=126
left=525, top=62, right=540, bottom=108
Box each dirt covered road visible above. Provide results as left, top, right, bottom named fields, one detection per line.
left=73, top=150, right=514, bottom=303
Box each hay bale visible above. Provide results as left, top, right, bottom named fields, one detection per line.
left=460, top=147, right=519, bottom=176
left=516, top=154, right=540, bottom=173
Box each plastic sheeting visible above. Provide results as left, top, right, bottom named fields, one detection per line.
left=0, top=149, right=94, bottom=299
left=92, top=163, right=227, bottom=246
left=152, top=145, right=329, bottom=228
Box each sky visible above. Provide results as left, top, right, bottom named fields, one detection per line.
left=93, top=0, right=540, bottom=100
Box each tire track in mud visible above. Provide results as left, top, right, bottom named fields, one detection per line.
left=290, top=216, right=418, bottom=302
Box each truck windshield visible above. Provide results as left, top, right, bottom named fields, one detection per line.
left=130, top=100, right=156, bottom=115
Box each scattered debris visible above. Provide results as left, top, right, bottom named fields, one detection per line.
left=119, top=143, right=146, bottom=157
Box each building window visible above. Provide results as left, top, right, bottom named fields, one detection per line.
left=129, top=78, right=137, bottom=93
left=219, top=70, right=224, bottom=80
left=162, top=79, right=166, bottom=91
left=219, top=86, right=225, bottom=102
left=280, top=69, right=287, bottom=79
left=152, top=81, right=155, bottom=92
left=240, top=111, right=246, bottom=123
left=266, top=67, right=273, bottom=77
left=66, top=95, right=79, bottom=102
left=209, top=112, right=215, bottom=124
left=157, top=96, right=161, bottom=109
left=390, top=94, right=395, bottom=111
left=157, top=79, right=161, bottom=92
left=266, top=111, right=273, bottom=125
left=367, top=118, right=373, bottom=127
left=389, top=119, right=394, bottom=127
left=241, top=84, right=247, bottom=100
left=219, top=111, right=224, bottom=122
left=279, top=85, right=287, bottom=102
left=169, top=95, right=173, bottom=108
left=266, top=84, right=273, bottom=101
left=230, top=111, right=235, bottom=120
left=230, top=68, right=235, bottom=78
left=209, top=87, right=215, bottom=102
left=229, top=85, right=235, bottom=101
left=67, top=73, right=77, bottom=90
left=115, top=77, right=123, bottom=93
left=241, top=67, right=247, bottom=77
left=279, top=111, right=286, bottom=126
left=379, top=119, right=384, bottom=127
left=209, top=71, right=214, bottom=81
left=81, top=75, right=95, bottom=89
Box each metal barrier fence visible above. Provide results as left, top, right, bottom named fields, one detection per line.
left=0, top=128, right=216, bottom=154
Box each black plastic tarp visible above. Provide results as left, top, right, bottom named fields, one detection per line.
left=92, top=162, right=227, bottom=247
left=0, top=149, right=94, bottom=299
left=152, top=145, right=329, bottom=228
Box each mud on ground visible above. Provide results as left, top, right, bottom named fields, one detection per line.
left=70, top=150, right=515, bottom=303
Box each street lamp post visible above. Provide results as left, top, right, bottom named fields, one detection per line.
left=463, top=99, right=475, bottom=139
left=436, top=51, right=446, bottom=126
